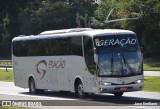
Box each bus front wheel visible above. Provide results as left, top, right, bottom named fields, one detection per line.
left=75, top=81, right=88, bottom=98
left=114, top=92, right=124, bottom=97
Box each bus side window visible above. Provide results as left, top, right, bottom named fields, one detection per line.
left=61, top=37, right=71, bottom=55
left=38, top=39, right=48, bottom=56
left=13, top=41, right=28, bottom=57
left=21, top=41, right=28, bottom=56
left=49, top=39, right=56, bottom=56
left=13, top=41, right=21, bottom=56
left=71, top=36, right=83, bottom=56
left=83, top=36, right=96, bottom=75
left=28, top=40, right=38, bottom=56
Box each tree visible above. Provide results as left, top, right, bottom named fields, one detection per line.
left=18, top=0, right=74, bottom=34
left=92, top=0, right=160, bottom=57
left=0, top=0, right=98, bottom=59
left=91, top=0, right=122, bottom=28
left=0, top=0, right=22, bottom=58
left=119, top=0, right=160, bottom=56
left=70, top=0, right=97, bottom=27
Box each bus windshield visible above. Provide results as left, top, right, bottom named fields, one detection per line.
left=94, top=34, right=143, bottom=77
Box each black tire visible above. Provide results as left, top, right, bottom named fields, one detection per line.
left=37, top=89, right=44, bottom=94
left=29, top=78, right=37, bottom=94
left=75, top=81, right=88, bottom=99
left=114, top=92, right=124, bottom=97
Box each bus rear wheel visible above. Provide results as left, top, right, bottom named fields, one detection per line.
left=114, top=92, right=124, bottom=97
left=29, top=78, right=44, bottom=94
left=29, top=78, right=37, bottom=94
left=75, top=81, right=88, bottom=98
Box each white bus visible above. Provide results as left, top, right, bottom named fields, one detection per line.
left=12, top=28, right=143, bottom=98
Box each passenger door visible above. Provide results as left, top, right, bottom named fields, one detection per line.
left=83, top=36, right=96, bottom=92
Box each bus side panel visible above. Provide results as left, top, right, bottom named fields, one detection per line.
left=56, top=56, right=85, bottom=92
left=13, top=55, right=94, bottom=93
left=68, top=56, right=95, bottom=93
left=13, top=56, right=29, bottom=88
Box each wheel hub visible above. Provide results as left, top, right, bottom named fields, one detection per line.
left=78, top=84, right=83, bottom=96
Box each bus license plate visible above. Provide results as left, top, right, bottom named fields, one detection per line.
left=120, top=87, right=128, bottom=90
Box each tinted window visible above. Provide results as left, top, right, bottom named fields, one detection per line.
left=13, top=36, right=83, bottom=57
left=28, top=40, right=38, bottom=56
left=83, top=36, right=96, bottom=75
left=70, top=36, right=83, bottom=56
left=13, top=41, right=28, bottom=57
left=13, top=41, right=21, bottom=56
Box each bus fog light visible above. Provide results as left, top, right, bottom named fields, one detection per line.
left=134, top=80, right=142, bottom=84
left=100, top=82, right=111, bottom=85
left=104, top=82, right=111, bottom=85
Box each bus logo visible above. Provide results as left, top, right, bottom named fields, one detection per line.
left=35, top=59, right=66, bottom=80
left=95, top=38, right=101, bottom=46
left=95, top=38, right=137, bottom=47
left=35, top=60, right=47, bottom=80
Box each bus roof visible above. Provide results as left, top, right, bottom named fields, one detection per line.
left=40, top=28, right=93, bottom=35
left=84, top=29, right=135, bottom=36
left=12, top=28, right=135, bottom=41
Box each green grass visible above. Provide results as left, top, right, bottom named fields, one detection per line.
left=144, top=58, right=160, bottom=71
left=0, top=107, right=33, bottom=109
left=0, top=69, right=13, bottom=82
left=143, top=76, right=160, bottom=92
left=143, top=64, right=160, bottom=71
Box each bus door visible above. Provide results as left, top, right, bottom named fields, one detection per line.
left=83, top=36, right=97, bottom=92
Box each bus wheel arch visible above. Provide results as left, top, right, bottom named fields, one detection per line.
left=74, top=78, right=88, bottom=98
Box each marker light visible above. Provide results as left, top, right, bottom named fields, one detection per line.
left=134, top=80, right=142, bottom=84
left=100, top=81, right=112, bottom=85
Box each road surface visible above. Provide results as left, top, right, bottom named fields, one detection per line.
left=144, top=71, right=160, bottom=76
left=0, top=82, right=159, bottom=109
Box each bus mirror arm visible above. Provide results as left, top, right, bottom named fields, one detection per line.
left=93, top=48, right=97, bottom=54
left=140, top=47, right=143, bottom=53
left=93, top=48, right=98, bottom=63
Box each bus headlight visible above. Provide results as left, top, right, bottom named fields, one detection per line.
left=100, top=82, right=112, bottom=85
left=134, top=80, right=142, bottom=84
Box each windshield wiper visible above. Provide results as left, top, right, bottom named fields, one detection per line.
left=121, top=51, right=135, bottom=75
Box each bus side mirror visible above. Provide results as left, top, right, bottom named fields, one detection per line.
left=93, top=48, right=98, bottom=63
left=94, top=54, right=98, bottom=63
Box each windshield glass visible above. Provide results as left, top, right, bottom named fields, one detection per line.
left=98, top=49, right=142, bottom=77
left=94, top=34, right=143, bottom=77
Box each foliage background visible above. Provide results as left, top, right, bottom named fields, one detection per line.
left=0, top=0, right=160, bottom=59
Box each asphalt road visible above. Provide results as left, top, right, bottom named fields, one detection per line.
left=144, top=71, right=160, bottom=76
left=0, top=82, right=160, bottom=109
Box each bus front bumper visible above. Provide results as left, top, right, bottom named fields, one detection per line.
left=93, top=83, right=143, bottom=93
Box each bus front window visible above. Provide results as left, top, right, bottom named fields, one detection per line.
left=98, top=49, right=143, bottom=77
left=94, top=34, right=143, bottom=77
left=98, top=53, right=112, bottom=76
